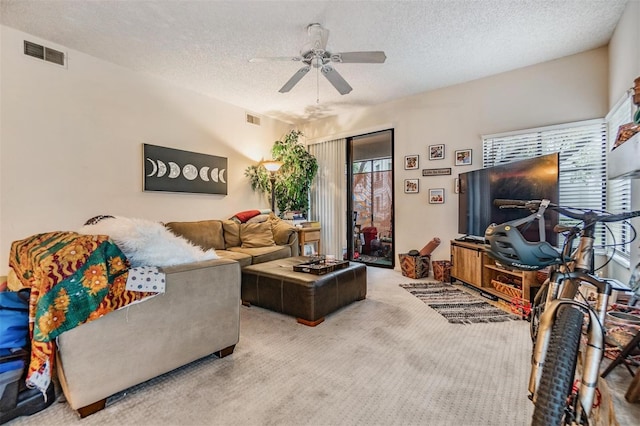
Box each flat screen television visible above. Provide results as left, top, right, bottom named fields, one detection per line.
left=457, top=153, right=560, bottom=245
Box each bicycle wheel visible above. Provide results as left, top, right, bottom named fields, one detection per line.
left=531, top=304, right=584, bottom=426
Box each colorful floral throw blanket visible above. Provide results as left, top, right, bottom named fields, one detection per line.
left=9, top=232, right=156, bottom=395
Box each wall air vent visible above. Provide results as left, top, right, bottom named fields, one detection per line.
left=24, top=40, right=66, bottom=67
left=246, top=113, right=261, bottom=126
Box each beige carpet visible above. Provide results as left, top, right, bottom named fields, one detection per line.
left=7, top=267, right=639, bottom=425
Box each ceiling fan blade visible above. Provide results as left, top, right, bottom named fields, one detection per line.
left=321, top=65, right=353, bottom=95
left=249, top=56, right=302, bottom=63
left=279, top=66, right=310, bottom=93
left=331, top=51, right=387, bottom=64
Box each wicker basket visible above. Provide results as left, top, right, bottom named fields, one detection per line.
left=491, top=279, right=521, bottom=298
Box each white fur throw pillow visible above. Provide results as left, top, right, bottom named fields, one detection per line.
left=78, top=216, right=218, bottom=267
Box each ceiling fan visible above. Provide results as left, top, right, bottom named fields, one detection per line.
left=249, top=23, right=386, bottom=95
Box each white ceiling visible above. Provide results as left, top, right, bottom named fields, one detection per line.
left=0, top=0, right=628, bottom=124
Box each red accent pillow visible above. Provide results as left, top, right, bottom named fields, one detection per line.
left=233, top=210, right=261, bottom=223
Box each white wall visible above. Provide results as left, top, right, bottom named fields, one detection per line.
left=607, top=0, right=640, bottom=282
left=0, top=26, right=290, bottom=274
left=303, top=47, right=609, bottom=265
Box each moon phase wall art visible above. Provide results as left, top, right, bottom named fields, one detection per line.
left=143, top=144, right=228, bottom=195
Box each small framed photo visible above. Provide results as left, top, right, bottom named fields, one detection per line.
left=429, top=188, right=445, bottom=204
left=404, top=155, right=419, bottom=170
left=404, top=179, right=419, bottom=193
left=429, top=144, right=445, bottom=160
left=303, top=244, right=315, bottom=256
left=455, top=149, right=472, bottom=166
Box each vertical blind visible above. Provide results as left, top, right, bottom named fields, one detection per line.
left=308, top=138, right=347, bottom=259
left=606, top=92, right=633, bottom=258
left=483, top=119, right=608, bottom=247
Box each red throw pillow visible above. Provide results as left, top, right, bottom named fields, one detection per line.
left=233, top=210, right=261, bottom=223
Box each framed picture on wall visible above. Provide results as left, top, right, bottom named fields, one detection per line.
left=429, top=144, right=445, bottom=160
left=404, top=155, right=419, bottom=170
left=429, top=188, right=445, bottom=204
left=404, top=179, right=419, bottom=193
left=455, top=149, right=472, bottom=166
left=143, top=144, right=228, bottom=195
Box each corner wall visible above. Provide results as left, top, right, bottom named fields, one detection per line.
left=0, top=26, right=290, bottom=274
left=303, top=47, right=609, bottom=264
left=607, top=0, right=640, bottom=282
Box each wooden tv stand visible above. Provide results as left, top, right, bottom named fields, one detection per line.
left=450, top=240, right=540, bottom=302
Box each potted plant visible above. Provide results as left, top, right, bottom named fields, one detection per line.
left=245, top=130, right=318, bottom=216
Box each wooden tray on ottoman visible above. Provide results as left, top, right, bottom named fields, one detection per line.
left=293, top=259, right=349, bottom=275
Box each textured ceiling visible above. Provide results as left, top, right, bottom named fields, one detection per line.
left=0, top=0, right=628, bottom=124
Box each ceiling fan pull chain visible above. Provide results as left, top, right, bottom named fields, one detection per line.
left=316, top=66, right=320, bottom=104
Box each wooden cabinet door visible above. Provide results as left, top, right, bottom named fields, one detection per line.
left=451, top=243, right=484, bottom=287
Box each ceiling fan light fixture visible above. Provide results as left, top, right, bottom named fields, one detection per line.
left=307, top=23, right=327, bottom=47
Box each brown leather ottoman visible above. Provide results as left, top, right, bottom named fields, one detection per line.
left=241, top=256, right=367, bottom=326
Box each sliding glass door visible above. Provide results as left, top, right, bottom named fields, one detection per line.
left=347, top=130, right=394, bottom=268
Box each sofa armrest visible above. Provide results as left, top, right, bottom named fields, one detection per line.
left=286, top=230, right=299, bottom=257
left=56, top=257, right=240, bottom=411
left=270, top=219, right=299, bottom=256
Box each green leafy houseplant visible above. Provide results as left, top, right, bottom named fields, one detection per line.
left=245, top=130, right=318, bottom=216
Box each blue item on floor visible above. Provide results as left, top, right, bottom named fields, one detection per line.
left=0, top=290, right=29, bottom=351
left=0, top=290, right=56, bottom=423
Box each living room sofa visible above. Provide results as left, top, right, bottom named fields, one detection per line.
left=9, top=214, right=299, bottom=417
left=165, top=215, right=300, bottom=267
left=56, top=215, right=298, bottom=416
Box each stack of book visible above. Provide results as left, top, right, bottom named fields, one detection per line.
left=283, top=211, right=306, bottom=227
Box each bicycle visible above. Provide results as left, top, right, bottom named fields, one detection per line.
left=484, top=199, right=640, bottom=425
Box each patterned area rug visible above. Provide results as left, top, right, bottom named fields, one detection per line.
left=400, top=282, right=521, bottom=324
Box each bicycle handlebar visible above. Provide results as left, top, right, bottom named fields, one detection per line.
left=493, top=199, right=640, bottom=224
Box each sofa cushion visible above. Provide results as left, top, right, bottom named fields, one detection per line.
left=246, top=214, right=270, bottom=224
left=165, top=220, right=226, bottom=250
left=215, top=250, right=253, bottom=268
left=240, top=222, right=275, bottom=248
left=222, top=220, right=241, bottom=248
left=270, top=216, right=297, bottom=246
left=228, top=245, right=291, bottom=264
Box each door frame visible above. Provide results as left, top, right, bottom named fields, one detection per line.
left=346, top=129, right=395, bottom=268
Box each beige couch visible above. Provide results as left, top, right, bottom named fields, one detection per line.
left=56, top=258, right=241, bottom=417
left=165, top=215, right=299, bottom=267
left=54, top=216, right=298, bottom=417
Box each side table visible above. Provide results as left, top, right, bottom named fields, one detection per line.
left=297, top=227, right=321, bottom=256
